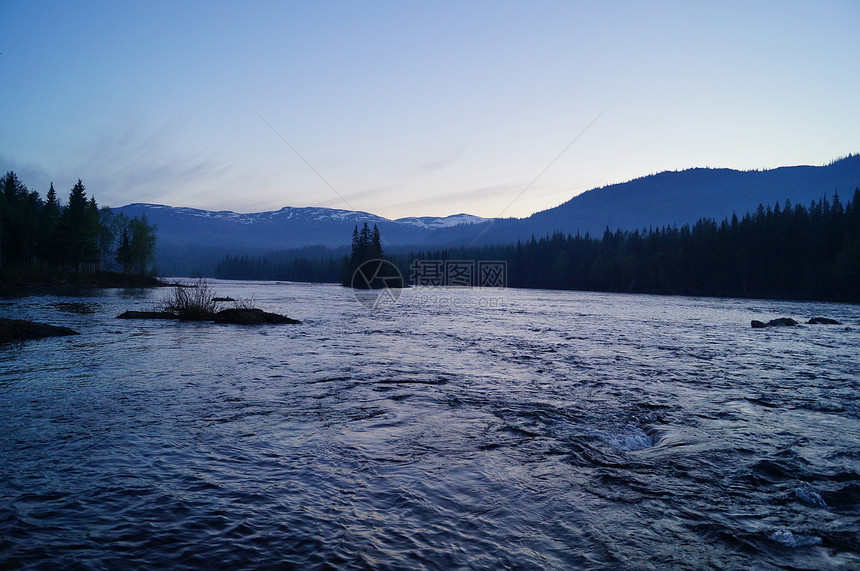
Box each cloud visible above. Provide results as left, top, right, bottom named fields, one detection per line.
left=0, top=154, right=53, bottom=192
left=75, top=121, right=233, bottom=207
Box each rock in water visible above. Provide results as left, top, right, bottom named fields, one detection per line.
left=212, top=308, right=301, bottom=325
left=0, top=318, right=79, bottom=342
left=751, top=317, right=799, bottom=328
left=116, top=308, right=301, bottom=325
left=807, top=317, right=841, bottom=325
left=116, top=311, right=178, bottom=319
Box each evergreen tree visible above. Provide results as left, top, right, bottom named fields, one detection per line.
left=2, top=171, right=24, bottom=203
left=128, top=214, right=157, bottom=274
left=97, top=207, right=122, bottom=271
left=86, top=197, right=101, bottom=264
left=349, top=225, right=361, bottom=266
left=359, top=222, right=372, bottom=261
left=45, top=182, right=59, bottom=212
left=342, top=222, right=400, bottom=288
left=57, top=180, right=99, bottom=270
left=115, top=226, right=133, bottom=273
left=371, top=224, right=383, bottom=258
left=1, top=172, right=35, bottom=266
left=39, top=182, right=62, bottom=263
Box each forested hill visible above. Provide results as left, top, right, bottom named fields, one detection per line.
left=470, top=155, right=860, bottom=245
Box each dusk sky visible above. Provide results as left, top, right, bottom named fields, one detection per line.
left=1, top=1, right=858, bottom=219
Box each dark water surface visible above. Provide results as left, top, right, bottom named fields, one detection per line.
left=1, top=281, right=859, bottom=569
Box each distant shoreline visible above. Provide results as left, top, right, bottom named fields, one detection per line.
left=0, top=270, right=169, bottom=290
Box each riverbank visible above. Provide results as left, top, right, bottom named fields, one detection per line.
left=0, top=269, right=168, bottom=289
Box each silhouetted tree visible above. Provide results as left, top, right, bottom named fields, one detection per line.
left=115, top=226, right=133, bottom=273
left=0, top=172, right=41, bottom=267
left=342, top=222, right=400, bottom=288
left=0, top=172, right=158, bottom=278
left=38, top=182, right=62, bottom=264
left=56, top=180, right=99, bottom=270
left=371, top=224, right=383, bottom=258
left=98, top=207, right=120, bottom=271
left=127, top=214, right=157, bottom=274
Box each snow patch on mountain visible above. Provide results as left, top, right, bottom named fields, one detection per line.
left=395, top=213, right=491, bottom=229
left=123, top=203, right=391, bottom=225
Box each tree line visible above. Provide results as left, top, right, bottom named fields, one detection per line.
left=0, top=171, right=157, bottom=276
left=215, top=245, right=348, bottom=283
left=411, top=190, right=860, bottom=302
left=214, top=222, right=400, bottom=287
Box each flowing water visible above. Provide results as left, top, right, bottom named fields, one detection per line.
left=1, top=281, right=859, bottom=569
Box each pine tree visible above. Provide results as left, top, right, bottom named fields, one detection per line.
left=128, top=214, right=157, bottom=274
left=2, top=171, right=24, bottom=203
left=359, top=222, right=371, bottom=260
left=0, top=172, right=42, bottom=267
left=371, top=224, right=383, bottom=258
left=116, top=226, right=133, bottom=273
left=35, top=182, right=61, bottom=264
left=343, top=222, right=399, bottom=288
left=349, top=225, right=361, bottom=265
left=57, top=180, right=99, bottom=270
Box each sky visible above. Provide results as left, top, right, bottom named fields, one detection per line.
left=1, top=1, right=858, bottom=219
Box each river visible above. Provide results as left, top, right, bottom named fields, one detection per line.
left=1, top=281, right=858, bottom=569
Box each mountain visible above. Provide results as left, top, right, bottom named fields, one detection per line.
left=113, top=204, right=492, bottom=274
left=116, top=155, right=860, bottom=275
left=541, top=155, right=860, bottom=233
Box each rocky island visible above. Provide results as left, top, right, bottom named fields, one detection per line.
left=116, top=280, right=301, bottom=325
left=0, top=318, right=79, bottom=343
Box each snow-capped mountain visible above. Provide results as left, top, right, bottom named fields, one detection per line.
left=395, top=213, right=490, bottom=229
left=133, top=204, right=391, bottom=225
left=114, top=203, right=495, bottom=274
